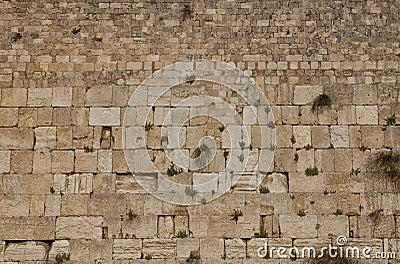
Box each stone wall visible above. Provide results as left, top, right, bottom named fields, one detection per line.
left=0, top=0, right=400, bottom=263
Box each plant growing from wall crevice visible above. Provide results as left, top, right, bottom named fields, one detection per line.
left=311, top=93, right=332, bottom=114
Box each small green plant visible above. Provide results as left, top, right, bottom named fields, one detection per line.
left=265, top=107, right=270, bottom=114
left=84, top=146, right=94, bottom=152
left=145, top=122, right=153, bottom=132
left=71, top=27, right=81, bottom=34
left=290, top=135, right=296, bottom=144
left=145, top=254, right=152, bottom=260
left=238, top=153, right=244, bottom=162
left=268, top=143, right=276, bottom=151
left=200, top=198, right=207, bottom=204
left=229, top=209, right=243, bottom=223
left=254, top=229, right=268, bottom=238
left=185, top=186, right=198, bottom=198
left=267, top=121, right=275, bottom=128
left=167, top=163, right=183, bottom=177
left=218, top=125, right=225, bottom=132
left=303, top=144, right=312, bottom=150
left=259, top=185, right=270, bottom=193
left=334, top=209, right=343, bottom=216
left=368, top=150, right=400, bottom=184
left=297, top=209, right=306, bottom=217
left=239, top=141, right=245, bottom=150
left=187, top=250, right=200, bottom=261
left=11, top=32, right=22, bottom=43
left=127, top=209, right=137, bottom=220
left=176, top=230, right=188, bottom=238
left=185, top=73, right=196, bottom=84
left=359, top=144, right=368, bottom=152
left=311, top=93, right=332, bottom=113
left=50, top=186, right=55, bottom=194
left=294, top=152, right=299, bottom=163
left=305, top=166, right=318, bottom=176
left=350, top=168, right=360, bottom=177
left=368, top=209, right=383, bottom=225
left=385, top=114, right=396, bottom=125
left=55, top=253, right=70, bottom=263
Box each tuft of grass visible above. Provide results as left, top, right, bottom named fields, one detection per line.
left=350, top=168, right=360, bottom=177
left=71, top=27, right=81, bottom=35
left=369, top=209, right=383, bottom=225
left=254, top=229, right=268, bottom=238
left=176, top=230, right=188, bottom=238
left=237, top=153, right=244, bottom=162
left=11, top=32, right=22, bottom=43
left=200, top=198, right=207, bottom=204
left=50, top=186, right=55, bottom=194
left=145, top=122, right=153, bottom=132
left=167, top=163, right=183, bottom=177
left=185, top=73, right=196, bottom=84
left=187, top=250, right=200, bottom=261
left=334, top=209, right=343, bottom=216
left=239, top=141, right=246, bottom=150
left=84, top=146, right=94, bottom=153
left=55, top=253, right=70, bottom=263
left=218, top=125, right=225, bottom=132
left=229, top=209, right=243, bottom=223
left=297, top=209, right=306, bottom=217
left=259, top=185, right=270, bottom=194
left=304, top=144, right=312, bottom=150
left=127, top=209, right=137, bottom=220
left=305, top=166, right=318, bottom=176
left=267, top=121, right=275, bottom=128
left=368, top=150, right=400, bottom=184
left=145, top=254, right=152, bottom=260
left=323, top=189, right=329, bottom=195
left=185, top=186, right=198, bottom=198
left=311, top=93, right=332, bottom=114
left=359, top=144, right=368, bottom=152
left=385, top=114, right=396, bottom=125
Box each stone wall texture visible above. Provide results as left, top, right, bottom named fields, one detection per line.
left=1, top=0, right=400, bottom=263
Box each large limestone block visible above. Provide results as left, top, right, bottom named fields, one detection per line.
left=0, top=128, right=34, bottom=149
left=34, top=127, right=57, bottom=149
left=317, top=215, right=349, bottom=238
left=56, top=216, right=103, bottom=239
left=0, top=217, right=55, bottom=240
left=1, top=88, right=27, bottom=107
left=27, top=88, right=52, bottom=107
left=294, top=86, right=323, bottom=105
left=0, top=108, right=18, bottom=127
left=200, top=238, right=224, bottom=259
left=225, top=238, right=246, bottom=259
left=356, top=106, right=378, bottom=124
left=279, top=215, right=318, bottom=238
left=177, top=238, right=200, bottom=259
left=52, top=87, right=72, bottom=106
left=0, top=150, right=10, bottom=173
left=89, top=107, right=120, bottom=126
left=142, top=238, right=176, bottom=259
left=48, top=240, right=69, bottom=261
left=4, top=241, right=49, bottom=261
left=113, top=239, right=142, bottom=259
left=121, top=215, right=158, bottom=239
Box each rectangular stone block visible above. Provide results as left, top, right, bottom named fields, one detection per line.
left=10, top=150, right=33, bottom=173
left=89, top=107, right=121, bottom=126
left=356, top=106, right=378, bottom=124
left=51, top=150, right=74, bottom=173
left=0, top=108, right=18, bottom=127
left=317, top=215, right=349, bottom=238
left=0, top=150, right=10, bottom=173
left=56, top=216, right=103, bottom=239
left=1, top=88, right=27, bottom=107
left=279, top=215, right=318, bottom=238
left=294, top=86, right=323, bottom=105
left=75, top=150, right=98, bottom=173
left=34, top=127, right=56, bottom=149
left=27, top=88, right=52, bottom=107
left=121, top=215, right=157, bottom=239
left=4, top=241, right=49, bottom=261
left=52, top=87, right=72, bottom=106
left=113, top=239, right=142, bottom=259
left=0, top=128, right=34, bottom=149
left=142, top=238, right=176, bottom=259
left=86, top=86, right=112, bottom=106
left=0, top=217, right=55, bottom=240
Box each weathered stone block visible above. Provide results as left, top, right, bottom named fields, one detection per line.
left=51, top=150, right=74, bottom=173
left=331, top=126, right=349, bottom=148
left=56, top=217, right=103, bottom=239
left=52, top=87, right=72, bottom=106
left=0, top=128, right=34, bottom=149
left=294, top=86, right=323, bottom=105
left=0, top=108, right=18, bottom=127
left=60, top=194, right=88, bottom=216
left=0, top=217, right=55, bottom=240
left=279, top=215, right=318, bottom=238
left=4, top=241, right=49, bottom=261
left=311, top=126, right=330, bottom=148
left=317, top=215, right=349, bottom=238
left=356, top=106, right=378, bottom=124
left=48, top=240, right=69, bottom=261
left=34, top=127, right=56, bottom=149
left=1, top=88, right=27, bottom=107
left=113, top=239, right=142, bottom=259
left=75, top=150, right=98, bottom=173
left=89, top=107, right=121, bottom=126
left=142, top=238, right=176, bottom=259
left=10, top=150, right=33, bottom=173
left=200, top=238, right=224, bottom=259
left=225, top=238, right=246, bottom=259
left=0, top=150, right=10, bottom=173
left=27, top=88, right=52, bottom=106
left=177, top=238, right=200, bottom=260
left=292, top=126, right=311, bottom=149
left=86, top=86, right=113, bottom=106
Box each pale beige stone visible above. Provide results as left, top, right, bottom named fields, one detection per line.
left=317, top=215, right=349, bottom=238
left=0, top=128, right=34, bottom=149
left=89, top=107, right=121, bottom=126
left=56, top=216, right=103, bottom=239
left=52, top=87, right=72, bottom=106
left=48, top=240, right=69, bottom=261
left=113, top=239, right=142, bottom=259
left=51, top=150, right=74, bottom=173
left=0, top=108, right=18, bottom=127
left=177, top=238, right=200, bottom=259
left=261, top=173, right=288, bottom=193
left=279, top=215, right=318, bottom=238
left=86, top=86, right=112, bottom=106
left=331, top=126, right=349, bottom=148
left=158, top=215, right=175, bottom=239
left=356, top=106, right=378, bottom=124
left=142, top=238, right=176, bottom=259
left=4, top=241, right=49, bottom=261
left=1, top=88, right=27, bottom=107
left=225, top=238, right=246, bottom=259
left=10, top=150, right=33, bottom=173
left=294, top=86, right=323, bottom=105
left=45, top=194, right=61, bottom=216
left=75, top=150, right=98, bottom=173
left=0, top=150, right=10, bottom=173
left=200, top=238, right=224, bottom=259
left=292, top=126, right=311, bottom=148
left=0, top=217, right=55, bottom=240
left=28, top=88, right=52, bottom=106
left=33, top=150, right=51, bottom=173
left=311, top=126, right=330, bottom=148
left=34, top=127, right=56, bottom=149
